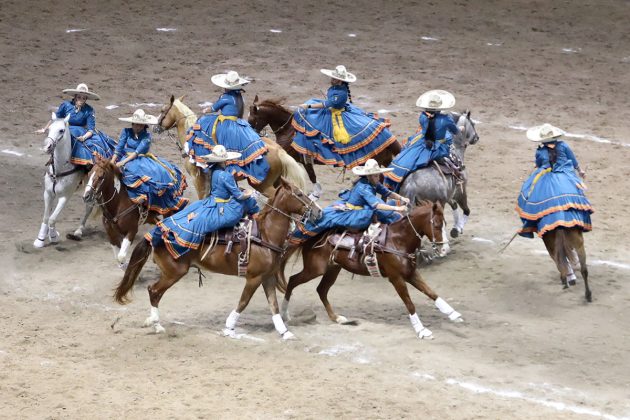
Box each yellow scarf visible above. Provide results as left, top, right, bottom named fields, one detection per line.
left=330, top=109, right=351, bottom=144
left=211, top=115, right=238, bottom=144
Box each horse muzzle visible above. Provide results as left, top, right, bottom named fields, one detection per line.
left=153, top=125, right=164, bottom=134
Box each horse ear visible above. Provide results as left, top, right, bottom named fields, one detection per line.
left=253, top=94, right=259, bottom=105
left=51, top=111, right=56, bottom=120
left=178, top=95, right=186, bottom=102
left=63, top=114, right=71, bottom=123
left=466, top=109, right=471, bottom=118
left=170, top=95, right=175, bottom=104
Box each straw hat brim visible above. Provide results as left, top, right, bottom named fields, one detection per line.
left=200, top=151, right=243, bottom=162
left=416, top=90, right=456, bottom=110
left=351, top=166, right=394, bottom=176
left=526, top=125, right=565, bottom=142
left=320, top=68, right=357, bottom=83
left=62, top=89, right=100, bottom=100
left=118, top=115, right=159, bottom=125
left=211, top=74, right=250, bottom=90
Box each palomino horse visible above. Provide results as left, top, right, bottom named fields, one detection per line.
left=114, top=179, right=323, bottom=339
left=82, top=158, right=185, bottom=268
left=277, top=202, right=463, bottom=340
left=543, top=228, right=591, bottom=302
left=34, top=113, right=95, bottom=248
left=247, top=96, right=402, bottom=185
left=156, top=95, right=307, bottom=199
left=400, top=111, right=479, bottom=249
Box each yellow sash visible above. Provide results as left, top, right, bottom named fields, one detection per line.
left=214, top=197, right=231, bottom=203
left=346, top=202, right=363, bottom=210
left=211, top=115, right=238, bottom=144
left=331, top=108, right=351, bottom=144
left=528, top=167, right=551, bottom=195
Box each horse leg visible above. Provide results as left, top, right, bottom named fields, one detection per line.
left=145, top=251, right=189, bottom=334
left=573, top=231, right=591, bottom=302
left=281, top=258, right=326, bottom=322
left=47, top=194, right=69, bottom=244
left=315, top=266, right=349, bottom=324
left=304, top=162, right=317, bottom=185
left=34, top=187, right=53, bottom=248
left=388, top=274, right=433, bottom=339
left=542, top=232, right=568, bottom=288
left=408, top=271, right=463, bottom=322
left=68, top=201, right=94, bottom=240
left=117, top=230, right=137, bottom=269
left=261, top=276, right=295, bottom=340
left=194, top=169, right=209, bottom=199
left=223, top=274, right=264, bottom=338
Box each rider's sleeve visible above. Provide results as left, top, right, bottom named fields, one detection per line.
left=222, top=171, right=246, bottom=200
left=55, top=101, right=69, bottom=118
left=375, top=183, right=393, bottom=199
left=324, top=88, right=348, bottom=109
left=534, top=146, right=546, bottom=168
left=85, top=106, right=96, bottom=132
left=358, top=185, right=382, bottom=210
left=134, top=133, right=151, bottom=155
left=211, top=94, right=231, bottom=112
left=562, top=142, right=580, bottom=169
left=114, top=129, right=128, bottom=159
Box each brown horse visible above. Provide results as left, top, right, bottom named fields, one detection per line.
left=247, top=96, right=402, bottom=185
left=156, top=95, right=307, bottom=199
left=82, top=158, right=188, bottom=268
left=277, top=201, right=462, bottom=340
left=542, top=228, right=591, bottom=302
left=114, top=178, right=322, bottom=339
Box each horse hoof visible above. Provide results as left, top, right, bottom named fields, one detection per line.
left=449, top=311, right=463, bottom=322
left=66, top=233, right=82, bottom=241
left=450, top=228, right=459, bottom=238
left=118, top=262, right=128, bottom=271
left=49, top=231, right=60, bottom=243
left=154, top=324, right=165, bottom=334
left=336, top=315, right=349, bottom=324
left=222, top=328, right=237, bottom=338
left=281, top=331, right=297, bottom=340
left=33, top=238, right=46, bottom=248
left=417, top=328, right=434, bottom=340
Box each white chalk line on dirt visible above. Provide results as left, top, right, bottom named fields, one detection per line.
left=156, top=28, right=177, bottom=32
left=2, top=149, right=25, bottom=157
left=507, top=125, right=629, bottom=147
left=530, top=249, right=630, bottom=270
left=269, top=29, right=282, bottom=33
left=65, top=29, right=86, bottom=33
left=421, top=36, right=439, bottom=41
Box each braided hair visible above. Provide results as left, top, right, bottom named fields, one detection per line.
left=343, top=82, right=353, bottom=103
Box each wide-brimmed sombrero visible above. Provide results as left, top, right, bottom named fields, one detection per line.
left=211, top=71, right=250, bottom=90
left=200, top=145, right=242, bottom=162
left=62, top=83, right=100, bottom=100
left=526, top=123, right=565, bottom=142
left=416, top=89, right=456, bottom=110
left=351, top=159, right=393, bottom=176
left=118, top=109, right=159, bottom=125
left=320, top=65, right=357, bottom=83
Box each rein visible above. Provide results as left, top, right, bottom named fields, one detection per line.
left=44, top=132, right=83, bottom=194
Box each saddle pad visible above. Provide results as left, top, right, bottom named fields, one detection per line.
left=327, top=232, right=359, bottom=250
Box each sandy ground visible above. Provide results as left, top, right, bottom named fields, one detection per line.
left=1, top=0, right=630, bottom=418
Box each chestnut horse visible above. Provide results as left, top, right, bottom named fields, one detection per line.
left=247, top=96, right=402, bottom=185
left=156, top=95, right=307, bottom=199
left=82, top=158, right=187, bottom=268
left=542, top=227, right=591, bottom=302
left=114, top=179, right=323, bottom=340
left=277, top=202, right=463, bottom=339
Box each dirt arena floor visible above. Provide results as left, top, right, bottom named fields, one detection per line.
left=1, top=0, right=629, bottom=418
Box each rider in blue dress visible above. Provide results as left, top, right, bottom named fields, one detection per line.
left=37, top=83, right=116, bottom=166
left=186, top=71, right=270, bottom=185
left=516, top=124, right=593, bottom=238
left=112, top=109, right=189, bottom=215
left=292, top=65, right=397, bottom=168
left=289, top=159, right=409, bottom=244
left=384, top=90, right=459, bottom=191
left=147, top=145, right=261, bottom=259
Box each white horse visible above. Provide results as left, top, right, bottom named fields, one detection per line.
left=34, top=113, right=94, bottom=248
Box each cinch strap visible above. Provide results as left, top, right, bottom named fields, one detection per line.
left=331, top=108, right=351, bottom=144
left=346, top=202, right=363, bottom=210
left=211, top=115, right=239, bottom=144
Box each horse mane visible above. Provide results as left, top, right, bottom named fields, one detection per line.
left=95, top=157, right=121, bottom=176
left=258, top=98, right=291, bottom=114
left=172, top=99, right=198, bottom=127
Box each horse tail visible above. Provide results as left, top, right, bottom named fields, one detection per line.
left=277, top=148, right=308, bottom=190
left=554, top=228, right=573, bottom=274
left=114, top=238, right=152, bottom=304
left=275, top=244, right=302, bottom=294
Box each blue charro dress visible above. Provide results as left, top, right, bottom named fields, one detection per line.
left=291, top=84, right=397, bottom=168
left=289, top=177, right=401, bottom=244
left=516, top=140, right=593, bottom=237
left=114, top=128, right=189, bottom=215
left=146, top=168, right=261, bottom=259
left=384, top=111, right=459, bottom=191
left=186, top=90, right=270, bottom=184
left=55, top=100, right=116, bottom=166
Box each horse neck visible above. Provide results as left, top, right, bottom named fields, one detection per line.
left=100, top=168, right=131, bottom=212
left=258, top=194, right=292, bottom=247
left=53, top=130, right=75, bottom=173
left=174, top=101, right=197, bottom=145
left=263, top=105, right=293, bottom=137
left=451, top=114, right=467, bottom=162
left=389, top=208, right=431, bottom=251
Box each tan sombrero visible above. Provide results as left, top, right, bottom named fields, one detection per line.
left=320, top=65, right=357, bottom=83
left=351, top=159, right=393, bottom=176
left=200, top=145, right=242, bottom=162
left=416, top=89, right=456, bottom=110
left=527, top=123, right=565, bottom=142
left=211, top=71, right=250, bottom=90
left=118, top=109, right=159, bottom=125
left=62, top=83, right=100, bottom=100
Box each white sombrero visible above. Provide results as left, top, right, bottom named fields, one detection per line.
left=351, top=159, right=393, bottom=176
left=200, top=145, right=242, bottom=162
left=62, top=83, right=100, bottom=100
left=211, top=71, right=250, bottom=90
left=118, top=109, right=159, bottom=125
left=320, top=65, right=357, bottom=83
left=416, top=89, right=456, bottom=110
left=527, top=123, right=565, bottom=142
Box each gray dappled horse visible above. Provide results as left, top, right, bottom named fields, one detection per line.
left=399, top=111, right=479, bottom=252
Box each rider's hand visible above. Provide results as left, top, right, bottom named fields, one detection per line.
left=395, top=205, right=407, bottom=212
left=399, top=196, right=410, bottom=204
left=116, top=161, right=124, bottom=168
left=77, top=136, right=85, bottom=142
left=35, top=128, right=46, bottom=134
left=298, top=104, right=309, bottom=110
left=202, top=107, right=212, bottom=113
left=578, top=169, right=586, bottom=179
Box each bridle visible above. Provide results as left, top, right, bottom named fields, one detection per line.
left=44, top=124, right=82, bottom=193
left=405, top=205, right=447, bottom=254
left=263, top=185, right=321, bottom=226
left=251, top=104, right=293, bottom=136
left=155, top=101, right=195, bottom=154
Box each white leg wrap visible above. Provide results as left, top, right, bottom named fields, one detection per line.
left=48, top=225, right=60, bottom=243
left=409, top=313, right=433, bottom=338
left=435, top=297, right=462, bottom=321
left=225, top=310, right=240, bottom=330
left=272, top=313, right=288, bottom=335
left=457, top=214, right=468, bottom=232
left=34, top=223, right=49, bottom=247
left=143, top=306, right=160, bottom=327
left=118, top=237, right=132, bottom=263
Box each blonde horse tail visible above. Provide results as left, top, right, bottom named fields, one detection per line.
left=277, top=148, right=308, bottom=191
left=114, top=238, right=152, bottom=304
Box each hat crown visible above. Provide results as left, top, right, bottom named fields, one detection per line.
left=213, top=145, right=228, bottom=158
left=133, top=109, right=146, bottom=118
left=334, top=65, right=347, bottom=77
left=76, top=83, right=89, bottom=93
left=364, top=159, right=379, bottom=170
left=225, top=71, right=240, bottom=85
left=427, top=94, right=443, bottom=107
left=540, top=123, right=555, bottom=137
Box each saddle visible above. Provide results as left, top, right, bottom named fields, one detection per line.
left=327, top=223, right=389, bottom=277
left=435, top=154, right=464, bottom=183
